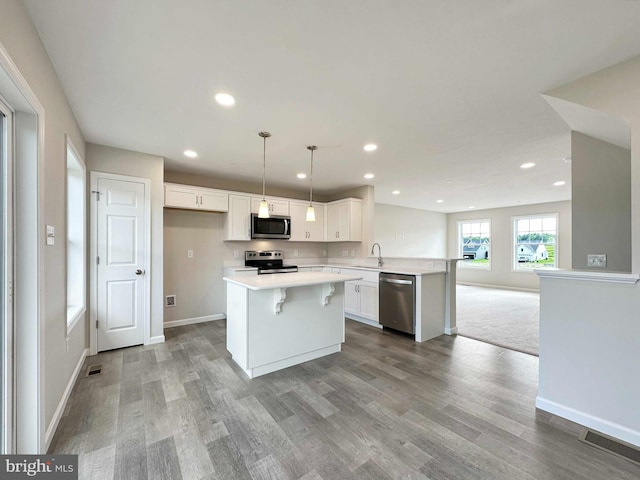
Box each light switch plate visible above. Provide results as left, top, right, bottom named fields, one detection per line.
left=46, top=225, right=55, bottom=246
left=587, top=254, right=607, bottom=268
left=187, top=249, right=194, bottom=259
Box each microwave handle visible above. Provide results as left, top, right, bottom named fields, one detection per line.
left=285, top=218, right=290, bottom=234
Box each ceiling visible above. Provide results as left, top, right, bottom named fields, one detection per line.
left=24, top=0, right=640, bottom=213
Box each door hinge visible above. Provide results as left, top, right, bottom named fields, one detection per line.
left=95, top=320, right=99, bottom=329
left=96, top=256, right=100, bottom=265
left=91, top=190, right=101, bottom=201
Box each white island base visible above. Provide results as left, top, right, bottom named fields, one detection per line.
left=224, top=272, right=361, bottom=378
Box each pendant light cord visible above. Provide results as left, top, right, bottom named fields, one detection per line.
left=309, top=148, right=314, bottom=205
left=262, top=135, right=266, bottom=200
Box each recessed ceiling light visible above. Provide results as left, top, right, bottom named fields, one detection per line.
left=214, top=92, right=235, bottom=107
left=363, top=144, right=378, bottom=152
left=436, top=199, right=444, bottom=203
left=469, top=206, right=475, bottom=209
left=297, top=173, right=307, bottom=179
left=392, top=190, right=400, bottom=195
left=520, top=162, right=536, bottom=169
left=183, top=150, right=198, bottom=158
left=553, top=180, right=566, bottom=186
left=364, top=173, right=375, bottom=179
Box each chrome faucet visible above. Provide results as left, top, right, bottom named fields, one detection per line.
left=371, top=243, right=384, bottom=267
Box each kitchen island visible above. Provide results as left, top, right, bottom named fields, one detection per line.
left=223, top=271, right=363, bottom=378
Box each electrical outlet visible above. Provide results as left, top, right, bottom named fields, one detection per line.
left=165, top=295, right=176, bottom=307
left=187, top=249, right=194, bottom=259
left=233, top=250, right=239, bottom=258
left=293, top=249, right=299, bottom=257
left=587, top=254, right=606, bottom=268
left=322, top=250, right=327, bottom=256
left=66, top=336, right=69, bottom=353
left=342, top=250, right=348, bottom=257
left=425, top=261, right=434, bottom=269
left=350, top=250, right=355, bottom=257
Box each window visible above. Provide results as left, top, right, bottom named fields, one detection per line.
left=66, top=138, right=86, bottom=331
left=513, top=214, right=557, bottom=271
left=458, top=220, right=491, bottom=269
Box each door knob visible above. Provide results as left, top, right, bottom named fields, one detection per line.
left=135, top=269, right=145, bottom=275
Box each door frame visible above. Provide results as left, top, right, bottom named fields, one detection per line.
left=89, top=171, right=151, bottom=355
left=0, top=41, right=45, bottom=453
left=0, top=93, right=14, bottom=454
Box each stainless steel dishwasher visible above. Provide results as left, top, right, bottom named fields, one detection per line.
left=379, top=273, right=416, bottom=334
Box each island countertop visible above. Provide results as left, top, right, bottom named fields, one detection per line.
left=223, top=271, right=363, bottom=290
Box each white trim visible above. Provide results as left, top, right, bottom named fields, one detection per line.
left=241, top=344, right=341, bottom=379
left=536, top=396, right=640, bottom=448
left=444, top=327, right=458, bottom=335
left=163, top=314, right=225, bottom=329
left=90, top=172, right=152, bottom=354
left=0, top=82, right=13, bottom=455
left=0, top=40, right=46, bottom=453
left=148, top=335, right=165, bottom=345
left=65, top=136, right=86, bottom=336
left=457, top=218, right=492, bottom=271
left=345, top=315, right=382, bottom=329
left=65, top=306, right=85, bottom=334
left=456, top=281, right=540, bottom=293
left=535, top=268, right=639, bottom=284
left=44, top=348, right=87, bottom=450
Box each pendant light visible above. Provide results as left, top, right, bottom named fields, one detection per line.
left=306, top=145, right=317, bottom=222
left=258, top=131, right=271, bottom=218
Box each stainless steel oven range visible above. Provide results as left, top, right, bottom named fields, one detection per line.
left=245, top=250, right=298, bottom=274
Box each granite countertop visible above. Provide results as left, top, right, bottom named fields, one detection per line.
left=223, top=271, right=363, bottom=290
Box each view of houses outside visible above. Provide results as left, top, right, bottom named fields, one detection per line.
left=459, top=220, right=490, bottom=268
left=514, top=214, right=557, bottom=270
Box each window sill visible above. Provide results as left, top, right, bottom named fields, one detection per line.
left=67, top=305, right=86, bottom=334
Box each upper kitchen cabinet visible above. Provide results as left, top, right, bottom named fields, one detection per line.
left=250, top=196, right=289, bottom=216
left=326, top=198, right=362, bottom=242
left=164, top=183, right=229, bottom=212
left=224, top=194, right=251, bottom=241
left=289, top=201, right=326, bottom=242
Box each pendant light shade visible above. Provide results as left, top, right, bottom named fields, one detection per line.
left=306, top=145, right=317, bottom=222
left=258, top=131, right=271, bottom=218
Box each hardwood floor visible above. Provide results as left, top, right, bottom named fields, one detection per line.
left=49, top=320, right=640, bottom=480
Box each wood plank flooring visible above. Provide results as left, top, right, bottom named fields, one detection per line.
left=49, top=320, right=640, bottom=480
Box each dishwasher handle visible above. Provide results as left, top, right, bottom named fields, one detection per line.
left=380, top=277, right=413, bottom=285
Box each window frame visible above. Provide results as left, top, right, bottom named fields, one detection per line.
left=66, top=136, right=86, bottom=334
left=457, top=219, right=492, bottom=270
left=512, top=213, right=558, bottom=272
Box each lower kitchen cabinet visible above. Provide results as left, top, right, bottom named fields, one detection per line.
left=342, top=268, right=379, bottom=325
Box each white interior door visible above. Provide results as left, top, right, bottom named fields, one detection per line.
left=94, top=174, right=149, bottom=351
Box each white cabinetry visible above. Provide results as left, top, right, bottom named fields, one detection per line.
left=341, top=268, right=379, bottom=325
left=251, top=196, right=289, bottom=216
left=224, top=194, right=251, bottom=241
left=326, top=198, right=362, bottom=242
left=164, top=183, right=229, bottom=212
left=289, top=201, right=325, bottom=242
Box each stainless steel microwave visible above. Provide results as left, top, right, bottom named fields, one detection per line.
left=250, top=214, right=291, bottom=239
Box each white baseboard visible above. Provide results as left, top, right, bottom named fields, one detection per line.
left=444, top=327, right=458, bottom=335
left=536, top=396, right=640, bottom=448
left=148, top=335, right=165, bottom=345
left=45, top=348, right=88, bottom=450
left=457, top=281, right=539, bottom=293
left=163, top=313, right=226, bottom=329
left=345, top=315, right=383, bottom=329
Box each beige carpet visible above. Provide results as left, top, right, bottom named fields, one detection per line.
left=456, top=284, right=539, bottom=356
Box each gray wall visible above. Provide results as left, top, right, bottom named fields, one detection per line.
left=374, top=203, right=447, bottom=258
left=571, top=132, right=631, bottom=272
left=0, top=0, right=86, bottom=438
left=86, top=143, right=165, bottom=339
left=163, top=207, right=327, bottom=322
left=447, top=201, right=572, bottom=290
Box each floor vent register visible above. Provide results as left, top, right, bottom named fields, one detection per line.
left=86, top=364, right=103, bottom=377
left=580, top=429, right=640, bottom=466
